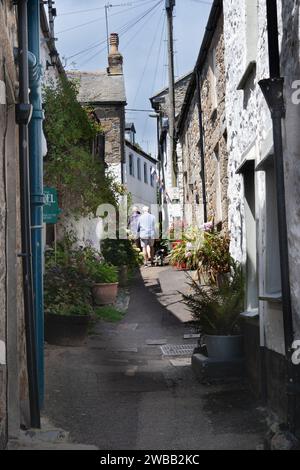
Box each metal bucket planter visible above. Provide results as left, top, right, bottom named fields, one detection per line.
left=205, top=335, right=244, bottom=360
left=92, top=282, right=119, bottom=306
left=45, top=313, right=91, bottom=347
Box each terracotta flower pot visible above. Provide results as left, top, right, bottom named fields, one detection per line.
left=92, top=282, right=119, bottom=306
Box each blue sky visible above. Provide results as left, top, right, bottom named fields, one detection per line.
left=54, top=0, right=212, bottom=155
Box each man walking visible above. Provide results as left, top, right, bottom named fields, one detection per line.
left=137, top=206, right=156, bottom=267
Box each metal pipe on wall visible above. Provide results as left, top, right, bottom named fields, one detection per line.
left=27, top=0, right=45, bottom=406
left=259, top=0, right=297, bottom=433
left=16, top=0, right=40, bottom=428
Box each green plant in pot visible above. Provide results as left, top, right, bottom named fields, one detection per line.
left=182, top=263, right=245, bottom=360
left=88, top=261, right=119, bottom=306
left=101, top=239, right=144, bottom=286
left=44, top=252, right=94, bottom=346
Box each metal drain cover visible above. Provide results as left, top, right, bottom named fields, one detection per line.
left=160, top=344, right=197, bottom=357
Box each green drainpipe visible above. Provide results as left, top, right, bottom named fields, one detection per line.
left=27, top=0, right=44, bottom=406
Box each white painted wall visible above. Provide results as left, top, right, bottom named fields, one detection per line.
left=223, top=0, right=300, bottom=355
left=124, top=143, right=158, bottom=211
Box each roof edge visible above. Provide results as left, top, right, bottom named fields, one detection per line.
left=176, top=0, right=223, bottom=136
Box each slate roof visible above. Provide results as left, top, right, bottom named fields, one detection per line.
left=67, top=71, right=127, bottom=104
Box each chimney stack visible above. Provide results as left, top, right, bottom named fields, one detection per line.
left=108, top=33, right=123, bottom=75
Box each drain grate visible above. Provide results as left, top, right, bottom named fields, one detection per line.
left=160, top=344, right=197, bottom=357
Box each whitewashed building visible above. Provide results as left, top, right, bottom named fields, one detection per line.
left=124, top=124, right=158, bottom=211
left=223, top=0, right=300, bottom=426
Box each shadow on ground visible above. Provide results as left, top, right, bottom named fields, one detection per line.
left=44, top=268, right=266, bottom=450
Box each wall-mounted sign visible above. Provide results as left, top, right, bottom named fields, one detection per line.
left=43, top=187, right=61, bottom=224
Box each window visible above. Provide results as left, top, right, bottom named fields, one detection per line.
left=265, top=163, right=281, bottom=295
left=209, top=47, right=218, bottom=113
left=243, top=161, right=258, bottom=310
left=150, top=167, right=155, bottom=187
left=144, top=162, right=148, bottom=184
left=137, top=158, right=141, bottom=180
left=213, top=145, right=222, bottom=224
left=129, top=154, right=134, bottom=177
left=245, top=0, right=258, bottom=65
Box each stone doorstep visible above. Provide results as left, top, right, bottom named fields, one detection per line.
left=7, top=418, right=98, bottom=450
left=7, top=440, right=98, bottom=451
left=192, top=353, right=245, bottom=383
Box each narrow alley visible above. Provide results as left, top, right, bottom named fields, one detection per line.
left=44, top=267, right=265, bottom=451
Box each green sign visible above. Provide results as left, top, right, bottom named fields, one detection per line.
left=43, top=187, right=61, bottom=224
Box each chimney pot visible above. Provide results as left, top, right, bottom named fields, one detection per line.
left=108, top=33, right=123, bottom=75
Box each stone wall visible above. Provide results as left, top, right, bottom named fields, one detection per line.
left=156, top=73, right=193, bottom=118
left=223, top=0, right=300, bottom=421
left=95, top=104, right=125, bottom=173
left=178, top=13, right=228, bottom=231
left=0, top=1, right=29, bottom=446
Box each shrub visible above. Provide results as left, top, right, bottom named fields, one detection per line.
left=101, top=239, right=143, bottom=268
left=182, top=264, right=245, bottom=336
left=88, top=262, right=119, bottom=284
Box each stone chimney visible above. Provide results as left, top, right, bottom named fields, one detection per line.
left=108, top=33, right=123, bottom=75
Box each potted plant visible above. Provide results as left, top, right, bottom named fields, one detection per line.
left=89, top=262, right=119, bottom=306
left=182, top=264, right=245, bottom=360
left=44, top=261, right=93, bottom=346
left=196, top=231, right=233, bottom=286
left=101, top=239, right=143, bottom=286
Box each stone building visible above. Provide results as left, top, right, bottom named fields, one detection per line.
left=68, top=33, right=126, bottom=184
left=176, top=0, right=228, bottom=231
left=124, top=124, right=158, bottom=210
left=0, top=1, right=29, bottom=448
left=223, top=0, right=300, bottom=428
left=150, top=72, right=192, bottom=230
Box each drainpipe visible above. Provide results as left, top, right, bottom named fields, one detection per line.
left=27, top=0, right=45, bottom=406
left=196, top=70, right=208, bottom=223
left=259, top=0, right=297, bottom=433
left=16, top=0, right=40, bottom=428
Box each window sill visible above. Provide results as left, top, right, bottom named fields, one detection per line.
left=240, top=309, right=259, bottom=319
left=259, top=292, right=282, bottom=304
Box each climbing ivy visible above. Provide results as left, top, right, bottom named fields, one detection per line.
left=43, top=77, right=123, bottom=217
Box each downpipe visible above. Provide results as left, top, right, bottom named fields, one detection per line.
left=259, top=0, right=298, bottom=435
left=16, top=0, right=40, bottom=429
left=27, top=0, right=45, bottom=407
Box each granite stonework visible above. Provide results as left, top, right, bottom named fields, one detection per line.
left=176, top=7, right=228, bottom=232
left=223, top=0, right=300, bottom=425
left=0, top=2, right=29, bottom=448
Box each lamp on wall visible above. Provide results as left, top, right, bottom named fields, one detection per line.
left=46, top=49, right=59, bottom=70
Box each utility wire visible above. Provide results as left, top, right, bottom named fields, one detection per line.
left=151, top=14, right=166, bottom=95
left=122, top=1, right=163, bottom=50
left=58, top=0, right=158, bottom=16
left=57, top=0, right=159, bottom=34
left=77, top=1, right=163, bottom=68
left=133, top=7, right=164, bottom=107
left=65, top=0, right=163, bottom=62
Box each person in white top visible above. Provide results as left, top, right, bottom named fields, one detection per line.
left=137, top=206, right=156, bottom=267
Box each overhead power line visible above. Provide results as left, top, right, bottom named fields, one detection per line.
left=76, top=0, right=163, bottom=68
left=57, top=0, right=158, bottom=34
left=65, top=0, right=163, bottom=61
left=58, top=0, right=158, bottom=16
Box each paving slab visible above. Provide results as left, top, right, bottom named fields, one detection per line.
left=146, top=339, right=168, bottom=346
left=43, top=268, right=266, bottom=450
